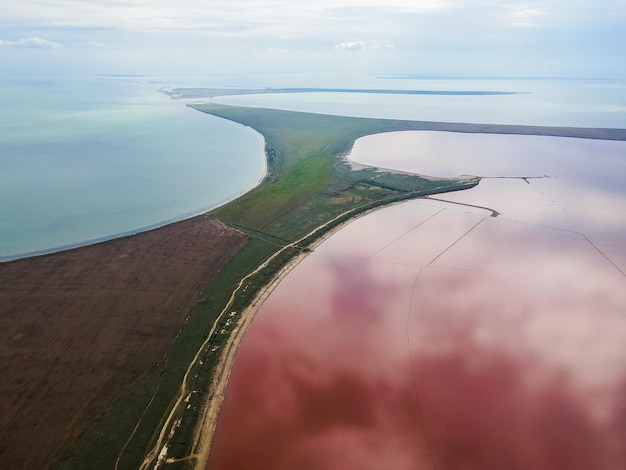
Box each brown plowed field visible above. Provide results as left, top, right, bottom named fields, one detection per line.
left=0, top=216, right=246, bottom=469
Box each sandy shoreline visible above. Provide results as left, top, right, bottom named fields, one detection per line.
left=189, top=198, right=419, bottom=469
left=185, top=119, right=626, bottom=467
left=1, top=119, right=269, bottom=265
left=180, top=120, right=626, bottom=468
left=190, top=248, right=310, bottom=468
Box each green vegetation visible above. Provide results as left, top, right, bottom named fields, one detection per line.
left=203, top=104, right=478, bottom=240
left=57, top=104, right=479, bottom=470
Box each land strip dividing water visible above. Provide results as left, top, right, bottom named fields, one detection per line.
left=52, top=105, right=476, bottom=469
left=161, top=87, right=520, bottom=99
left=10, top=103, right=618, bottom=470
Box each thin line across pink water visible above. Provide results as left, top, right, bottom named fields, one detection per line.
left=207, top=134, right=626, bottom=470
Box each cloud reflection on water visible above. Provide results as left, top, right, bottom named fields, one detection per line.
left=208, top=131, right=625, bottom=469
left=209, top=202, right=626, bottom=469
left=348, top=131, right=626, bottom=272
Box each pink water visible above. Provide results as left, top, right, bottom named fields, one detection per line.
left=208, top=133, right=626, bottom=469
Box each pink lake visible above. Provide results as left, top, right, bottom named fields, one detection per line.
left=207, top=132, right=626, bottom=469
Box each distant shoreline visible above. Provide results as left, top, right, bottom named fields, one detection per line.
left=161, top=86, right=524, bottom=100
left=389, top=118, right=626, bottom=140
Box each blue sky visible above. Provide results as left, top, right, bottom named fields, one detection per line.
left=1, top=0, right=625, bottom=78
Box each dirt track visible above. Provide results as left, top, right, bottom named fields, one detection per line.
left=189, top=203, right=395, bottom=470
left=0, top=215, right=246, bottom=469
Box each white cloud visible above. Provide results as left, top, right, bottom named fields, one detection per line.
left=75, top=41, right=107, bottom=48
left=0, top=1, right=622, bottom=43
left=335, top=41, right=366, bottom=51
left=0, top=36, right=63, bottom=49
left=335, top=41, right=394, bottom=51
left=1, top=1, right=625, bottom=77
left=0, top=0, right=454, bottom=33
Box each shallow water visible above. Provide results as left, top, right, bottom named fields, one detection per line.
left=214, top=78, right=626, bottom=128
left=4, top=76, right=625, bottom=260
left=0, top=77, right=265, bottom=260
left=208, top=132, right=626, bottom=469
left=349, top=131, right=626, bottom=273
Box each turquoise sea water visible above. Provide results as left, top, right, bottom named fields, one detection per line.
left=1, top=75, right=624, bottom=261
left=0, top=77, right=265, bottom=260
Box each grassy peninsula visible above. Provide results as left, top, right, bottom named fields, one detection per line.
left=58, top=104, right=626, bottom=470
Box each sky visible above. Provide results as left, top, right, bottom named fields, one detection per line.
left=1, top=0, right=625, bottom=78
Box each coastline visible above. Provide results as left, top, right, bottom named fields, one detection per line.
left=1, top=152, right=270, bottom=264
left=190, top=198, right=414, bottom=469
left=191, top=246, right=310, bottom=468
left=0, top=94, right=267, bottom=263
left=0, top=215, right=248, bottom=469
left=15, top=103, right=624, bottom=469
left=6, top=108, right=624, bottom=264
left=182, top=110, right=626, bottom=469
left=198, top=165, right=626, bottom=470
left=0, top=203, right=238, bottom=263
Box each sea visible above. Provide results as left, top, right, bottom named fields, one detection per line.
left=0, top=76, right=265, bottom=261
left=1, top=74, right=625, bottom=261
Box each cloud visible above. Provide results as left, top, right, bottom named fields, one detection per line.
left=0, top=36, right=63, bottom=49
left=335, top=41, right=394, bottom=51
left=1, top=1, right=625, bottom=77
left=335, top=40, right=366, bottom=51
left=0, top=1, right=457, bottom=39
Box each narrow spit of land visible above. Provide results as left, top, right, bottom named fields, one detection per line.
left=161, top=87, right=521, bottom=99
left=36, top=103, right=625, bottom=470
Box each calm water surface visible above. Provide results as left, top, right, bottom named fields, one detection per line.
left=215, top=78, right=626, bottom=128
left=208, top=132, right=626, bottom=469
left=3, top=76, right=625, bottom=259
left=0, top=77, right=264, bottom=260
left=349, top=131, right=626, bottom=272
